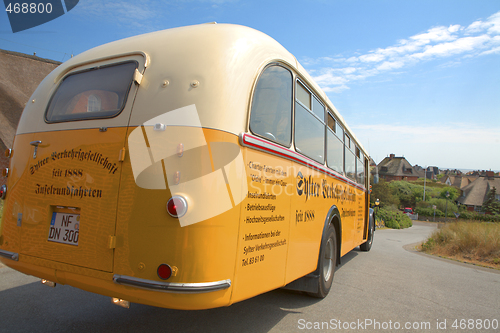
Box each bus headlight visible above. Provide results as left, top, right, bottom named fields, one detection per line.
left=166, top=195, right=188, bottom=218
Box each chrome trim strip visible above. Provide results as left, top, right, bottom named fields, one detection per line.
left=0, top=249, right=19, bottom=261
left=113, top=275, right=231, bottom=294
left=54, top=51, right=151, bottom=83
left=240, top=133, right=366, bottom=191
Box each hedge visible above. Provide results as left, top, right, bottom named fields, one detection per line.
left=416, top=207, right=500, bottom=222
left=376, top=207, right=413, bottom=229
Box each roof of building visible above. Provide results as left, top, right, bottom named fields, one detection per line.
left=0, top=49, right=61, bottom=65
left=0, top=48, right=60, bottom=148
left=377, top=154, right=416, bottom=177
left=0, top=49, right=61, bottom=187
left=441, top=175, right=478, bottom=189
left=413, top=165, right=426, bottom=178
left=457, top=176, right=500, bottom=207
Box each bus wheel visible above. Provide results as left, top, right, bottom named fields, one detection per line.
left=360, top=219, right=374, bottom=252
left=308, top=224, right=336, bottom=298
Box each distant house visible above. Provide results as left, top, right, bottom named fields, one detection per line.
left=413, top=165, right=438, bottom=180
left=368, top=157, right=379, bottom=184
left=376, top=154, right=418, bottom=182
left=441, top=175, right=478, bottom=189
left=413, top=165, right=425, bottom=179
left=457, top=172, right=500, bottom=212
left=443, top=169, right=463, bottom=176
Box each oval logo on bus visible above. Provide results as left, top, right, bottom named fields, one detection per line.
left=128, top=105, right=248, bottom=227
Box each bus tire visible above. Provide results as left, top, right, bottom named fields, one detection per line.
left=308, top=224, right=336, bottom=298
left=360, top=218, right=374, bottom=252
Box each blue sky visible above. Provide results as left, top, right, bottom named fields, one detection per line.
left=1, top=0, right=499, bottom=170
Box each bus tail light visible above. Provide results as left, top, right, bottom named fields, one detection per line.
left=157, top=264, right=172, bottom=280
left=166, top=196, right=188, bottom=218
left=0, top=185, right=6, bottom=200
left=5, top=148, right=12, bottom=158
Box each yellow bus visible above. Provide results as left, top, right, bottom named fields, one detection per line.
left=0, top=23, right=374, bottom=310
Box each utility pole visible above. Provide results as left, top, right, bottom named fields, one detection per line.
left=445, top=191, right=450, bottom=223
left=423, top=166, right=427, bottom=202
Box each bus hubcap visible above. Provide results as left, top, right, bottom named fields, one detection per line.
left=323, top=237, right=334, bottom=281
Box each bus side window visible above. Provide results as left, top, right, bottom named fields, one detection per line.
left=295, top=81, right=325, bottom=163
left=312, top=96, right=324, bottom=122
left=344, top=134, right=355, bottom=181
left=249, top=65, right=292, bottom=146
left=327, top=113, right=344, bottom=174
left=357, top=155, right=365, bottom=185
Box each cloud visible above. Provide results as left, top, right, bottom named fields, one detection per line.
left=75, top=0, right=159, bottom=30
left=73, top=0, right=239, bottom=31
left=353, top=123, right=500, bottom=145
left=376, top=60, right=405, bottom=71
left=352, top=123, right=500, bottom=169
left=308, top=10, right=500, bottom=93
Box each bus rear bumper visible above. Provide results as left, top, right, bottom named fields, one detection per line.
left=0, top=249, right=19, bottom=261
left=113, top=274, right=231, bottom=294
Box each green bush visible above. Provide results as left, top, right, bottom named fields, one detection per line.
left=371, top=180, right=500, bottom=223
left=428, top=198, right=458, bottom=214
left=417, top=207, right=500, bottom=222
left=421, top=237, right=435, bottom=251
left=415, top=207, right=444, bottom=217
left=384, top=219, right=400, bottom=229
left=370, top=179, right=400, bottom=207
left=388, top=181, right=425, bottom=208
left=477, top=214, right=500, bottom=222
left=458, top=211, right=475, bottom=220
left=376, top=207, right=412, bottom=229
left=439, top=187, right=459, bottom=201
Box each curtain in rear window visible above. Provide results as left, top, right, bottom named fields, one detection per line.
left=45, top=61, right=138, bottom=123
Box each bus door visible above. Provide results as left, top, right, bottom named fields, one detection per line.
left=18, top=56, right=145, bottom=272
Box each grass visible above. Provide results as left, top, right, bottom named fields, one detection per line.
left=421, top=222, right=500, bottom=269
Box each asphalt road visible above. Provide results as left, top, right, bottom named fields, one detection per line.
left=1, top=222, right=499, bottom=333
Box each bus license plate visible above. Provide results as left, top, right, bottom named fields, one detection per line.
left=48, top=212, right=80, bottom=246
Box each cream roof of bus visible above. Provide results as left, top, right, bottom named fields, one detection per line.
left=17, top=23, right=367, bottom=158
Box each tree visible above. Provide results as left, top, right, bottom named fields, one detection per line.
left=370, top=179, right=399, bottom=208
left=440, top=187, right=459, bottom=201
left=389, top=181, right=425, bottom=208
left=482, top=187, right=500, bottom=215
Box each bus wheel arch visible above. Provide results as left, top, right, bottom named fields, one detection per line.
left=307, top=205, right=341, bottom=298
left=360, top=208, right=375, bottom=252
left=324, top=205, right=342, bottom=267
left=330, top=214, right=342, bottom=267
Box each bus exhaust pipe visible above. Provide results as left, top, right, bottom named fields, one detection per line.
left=112, top=298, right=130, bottom=309
left=41, top=279, right=56, bottom=287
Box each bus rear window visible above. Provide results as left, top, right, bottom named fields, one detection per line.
left=45, top=61, right=138, bottom=123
